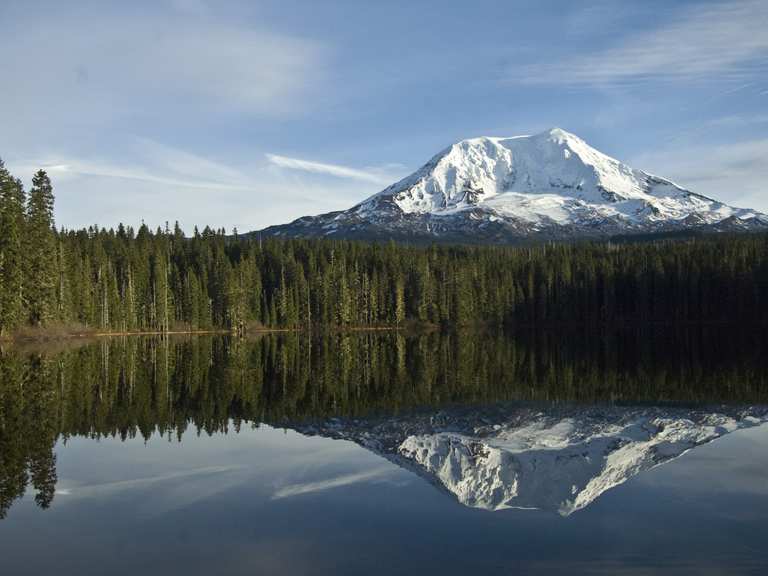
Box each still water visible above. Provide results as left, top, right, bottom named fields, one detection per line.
left=1, top=329, right=767, bottom=575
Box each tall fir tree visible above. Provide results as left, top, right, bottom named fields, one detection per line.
left=0, top=162, right=26, bottom=336
left=25, top=170, right=57, bottom=326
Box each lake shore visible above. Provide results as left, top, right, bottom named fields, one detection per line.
left=0, top=321, right=442, bottom=345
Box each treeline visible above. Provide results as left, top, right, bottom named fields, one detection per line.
left=2, top=161, right=768, bottom=335
left=2, top=328, right=768, bottom=516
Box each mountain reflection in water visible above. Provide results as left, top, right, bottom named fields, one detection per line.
left=296, top=404, right=767, bottom=515
left=1, top=327, right=767, bottom=518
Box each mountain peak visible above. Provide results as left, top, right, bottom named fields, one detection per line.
left=540, top=126, right=578, bottom=140
left=257, top=129, right=767, bottom=243
left=358, top=128, right=670, bottom=216
left=445, top=127, right=583, bottom=154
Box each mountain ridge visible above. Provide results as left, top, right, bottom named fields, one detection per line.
left=256, top=128, right=767, bottom=243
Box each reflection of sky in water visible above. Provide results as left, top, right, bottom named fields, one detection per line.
left=1, top=420, right=767, bottom=575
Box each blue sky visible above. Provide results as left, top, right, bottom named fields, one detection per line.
left=1, top=0, right=767, bottom=231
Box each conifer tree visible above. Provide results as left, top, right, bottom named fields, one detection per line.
left=0, top=163, right=26, bottom=335
left=25, top=170, right=57, bottom=326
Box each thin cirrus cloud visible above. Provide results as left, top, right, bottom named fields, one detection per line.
left=10, top=138, right=257, bottom=193
left=55, top=466, right=244, bottom=499
left=266, top=153, right=394, bottom=184
left=7, top=141, right=392, bottom=231
left=271, top=466, right=396, bottom=500
left=515, top=0, right=768, bottom=86
left=14, top=158, right=254, bottom=193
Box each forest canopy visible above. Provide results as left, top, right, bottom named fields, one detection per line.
left=2, top=160, right=768, bottom=336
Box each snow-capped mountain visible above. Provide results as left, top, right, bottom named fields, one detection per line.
left=258, top=128, right=767, bottom=243
left=294, top=404, right=768, bottom=515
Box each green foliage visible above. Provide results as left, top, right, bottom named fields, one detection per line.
left=2, top=161, right=768, bottom=334
left=0, top=162, right=26, bottom=335
left=25, top=170, right=57, bottom=326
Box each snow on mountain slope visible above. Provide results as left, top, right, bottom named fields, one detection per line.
left=258, top=128, right=767, bottom=243
left=293, top=405, right=768, bottom=516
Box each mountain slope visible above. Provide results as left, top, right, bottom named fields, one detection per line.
left=258, top=128, right=767, bottom=243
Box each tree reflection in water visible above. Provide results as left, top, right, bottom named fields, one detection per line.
left=1, top=327, right=766, bottom=518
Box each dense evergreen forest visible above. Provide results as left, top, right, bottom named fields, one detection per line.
left=2, top=328, right=767, bottom=517
left=2, top=161, right=768, bottom=337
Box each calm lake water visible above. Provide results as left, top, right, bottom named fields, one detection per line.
left=1, top=329, right=767, bottom=575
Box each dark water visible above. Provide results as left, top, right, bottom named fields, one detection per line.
left=1, top=329, right=767, bottom=575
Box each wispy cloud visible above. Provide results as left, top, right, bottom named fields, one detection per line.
left=6, top=139, right=391, bottom=231
left=26, top=160, right=256, bottom=192
left=56, top=466, right=243, bottom=499
left=0, top=7, right=327, bottom=145
left=564, top=1, right=640, bottom=36
left=11, top=137, right=259, bottom=192
left=515, top=0, right=768, bottom=86
left=631, top=138, right=768, bottom=212
left=266, top=154, right=392, bottom=184
left=0, top=2, right=337, bottom=233
left=271, top=467, right=394, bottom=500
left=136, top=138, right=248, bottom=184
left=705, top=114, right=768, bottom=128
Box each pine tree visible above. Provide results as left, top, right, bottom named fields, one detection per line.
left=0, top=164, right=26, bottom=336
left=25, top=170, right=57, bottom=326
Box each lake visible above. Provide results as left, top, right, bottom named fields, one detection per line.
left=1, top=329, right=767, bottom=575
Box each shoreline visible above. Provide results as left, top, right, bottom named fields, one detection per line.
left=0, top=324, right=423, bottom=344
left=3, top=319, right=765, bottom=345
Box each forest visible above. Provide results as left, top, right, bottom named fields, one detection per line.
left=2, top=160, right=768, bottom=337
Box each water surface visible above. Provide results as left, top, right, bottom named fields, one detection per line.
left=1, top=329, right=767, bottom=574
